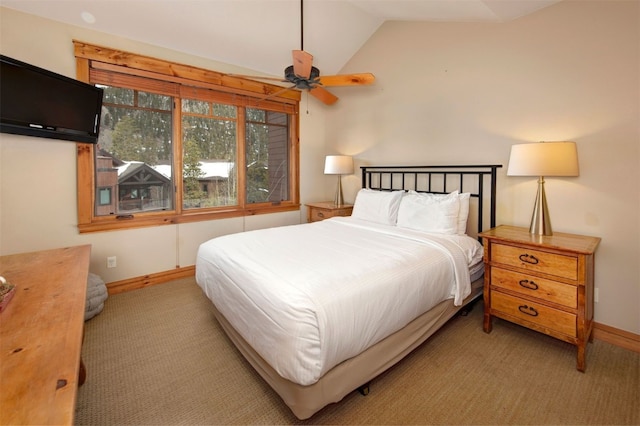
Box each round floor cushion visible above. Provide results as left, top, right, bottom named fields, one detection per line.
left=85, top=272, right=108, bottom=321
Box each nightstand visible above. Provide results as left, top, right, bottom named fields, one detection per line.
left=480, top=225, right=600, bottom=372
left=306, top=202, right=353, bottom=222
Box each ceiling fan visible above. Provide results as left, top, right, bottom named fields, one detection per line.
left=233, top=0, right=375, bottom=105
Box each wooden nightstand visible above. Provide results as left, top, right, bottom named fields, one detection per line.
left=480, top=225, right=600, bottom=372
left=306, top=202, right=353, bottom=222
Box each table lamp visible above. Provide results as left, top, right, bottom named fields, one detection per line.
left=324, top=155, right=353, bottom=207
left=507, top=141, right=579, bottom=236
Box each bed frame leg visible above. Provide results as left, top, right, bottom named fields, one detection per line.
left=459, top=297, right=481, bottom=317
left=358, top=382, right=370, bottom=396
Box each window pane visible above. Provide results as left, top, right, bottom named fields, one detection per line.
left=95, top=85, right=174, bottom=216
left=138, top=91, right=172, bottom=110
left=182, top=101, right=237, bottom=209
left=99, top=85, right=134, bottom=106
left=212, top=103, right=236, bottom=118
left=246, top=108, right=289, bottom=204
left=98, top=187, right=111, bottom=205
left=182, top=99, right=209, bottom=115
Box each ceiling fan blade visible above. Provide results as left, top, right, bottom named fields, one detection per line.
left=318, top=73, right=375, bottom=87
left=292, top=50, right=313, bottom=79
left=256, top=84, right=298, bottom=104
left=309, top=86, right=338, bottom=105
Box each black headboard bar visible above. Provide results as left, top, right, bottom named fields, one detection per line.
left=361, top=165, right=502, bottom=237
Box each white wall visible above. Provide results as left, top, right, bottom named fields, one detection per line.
left=327, top=0, right=639, bottom=334
left=0, top=7, right=328, bottom=282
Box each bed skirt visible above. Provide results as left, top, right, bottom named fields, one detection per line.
left=210, top=275, right=484, bottom=420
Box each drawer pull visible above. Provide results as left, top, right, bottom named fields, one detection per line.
left=518, top=305, right=539, bottom=317
left=519, top=253, right=539, bottom=265
left=519, top=279, right=539, bottom=290
left=317, top=212, right=325, bottom=218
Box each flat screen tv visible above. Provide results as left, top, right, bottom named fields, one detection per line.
left=0, top=55, right=103, bottom=144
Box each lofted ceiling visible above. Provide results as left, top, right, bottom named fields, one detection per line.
left=1, top=0, right=560, bottom=77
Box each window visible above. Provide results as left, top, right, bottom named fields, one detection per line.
left=98, top=188, right=112, bottom=206
left=181, top=98, right=237, bottom=209
left=245, top=108, right=290, bottom=204
left=74, top=41, right=300, bottom=233
left=97, top=86, right=174, bottom=215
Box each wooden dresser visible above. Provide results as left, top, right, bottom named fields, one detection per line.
left=0, top=245, right=91, bottom=425
left=306, top=202, right=353, bottom=222
left=480, top=226, right=600, bottom=372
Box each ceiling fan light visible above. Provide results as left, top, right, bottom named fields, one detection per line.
left=284, top=65, right=321, bottom=90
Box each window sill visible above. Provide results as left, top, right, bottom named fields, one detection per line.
left=77, top=204, right=301, bottom=233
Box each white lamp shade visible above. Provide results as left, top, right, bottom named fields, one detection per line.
left=507, top=141, right=579, bottom=177
left=324, top=155, right=354, bottom=175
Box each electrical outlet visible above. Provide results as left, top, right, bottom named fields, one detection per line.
left=107, top=256, right=117, bottom=268
left=595, top=287, right=599, bottom=303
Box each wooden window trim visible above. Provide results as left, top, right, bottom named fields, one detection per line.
left=74, top=41, right=300, bottom=233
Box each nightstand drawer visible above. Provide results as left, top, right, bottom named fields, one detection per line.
left=491, top=268, right=577, bottom=308
left=492, top=292, right=577, bottom=338
left=309, top=208, right=339, bottom=222
left=306, top=203, right=353, bottom=222
left=492, top=243, right=578, bottom=280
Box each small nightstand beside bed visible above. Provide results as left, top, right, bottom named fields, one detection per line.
left=306, top=201, right=354, bottom=222
left=195, top=164, right=501, bottom=419
left=480, top=225, right=600, bottom=372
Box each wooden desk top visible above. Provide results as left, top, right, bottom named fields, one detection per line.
left=0, top=245, right=91, bottom=425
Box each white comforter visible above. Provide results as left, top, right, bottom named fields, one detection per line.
left=195, top=217, right=483, bottom=386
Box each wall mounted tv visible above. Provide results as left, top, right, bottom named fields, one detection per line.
left=0, top=55, right=103, bottom=144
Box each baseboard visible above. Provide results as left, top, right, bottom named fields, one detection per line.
left=106, top=267, right=639, bottom=354
left=593, top=322, right=640, bottom=353
left=106, top=266, right=195, bottom=295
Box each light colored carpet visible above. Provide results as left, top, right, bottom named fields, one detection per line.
left=75, top=278, right=639, bottom=425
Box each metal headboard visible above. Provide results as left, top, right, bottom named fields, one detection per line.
left=361, top=165, right=502, bottom=238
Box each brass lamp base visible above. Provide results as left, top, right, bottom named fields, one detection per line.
left=529, top=176, right=552, bottom=236
left=334, top=175, right=344, bottom=207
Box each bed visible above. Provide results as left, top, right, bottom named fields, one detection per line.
left=195, top=164, right=501, bottom=419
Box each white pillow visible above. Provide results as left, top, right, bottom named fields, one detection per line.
left=457, top=192, right=470, bottom=235
left=405, top=190, right=470, bottom=235
left=351, top=189, right=404, bottom=225
left=397, top=192, right=460, bottom=234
